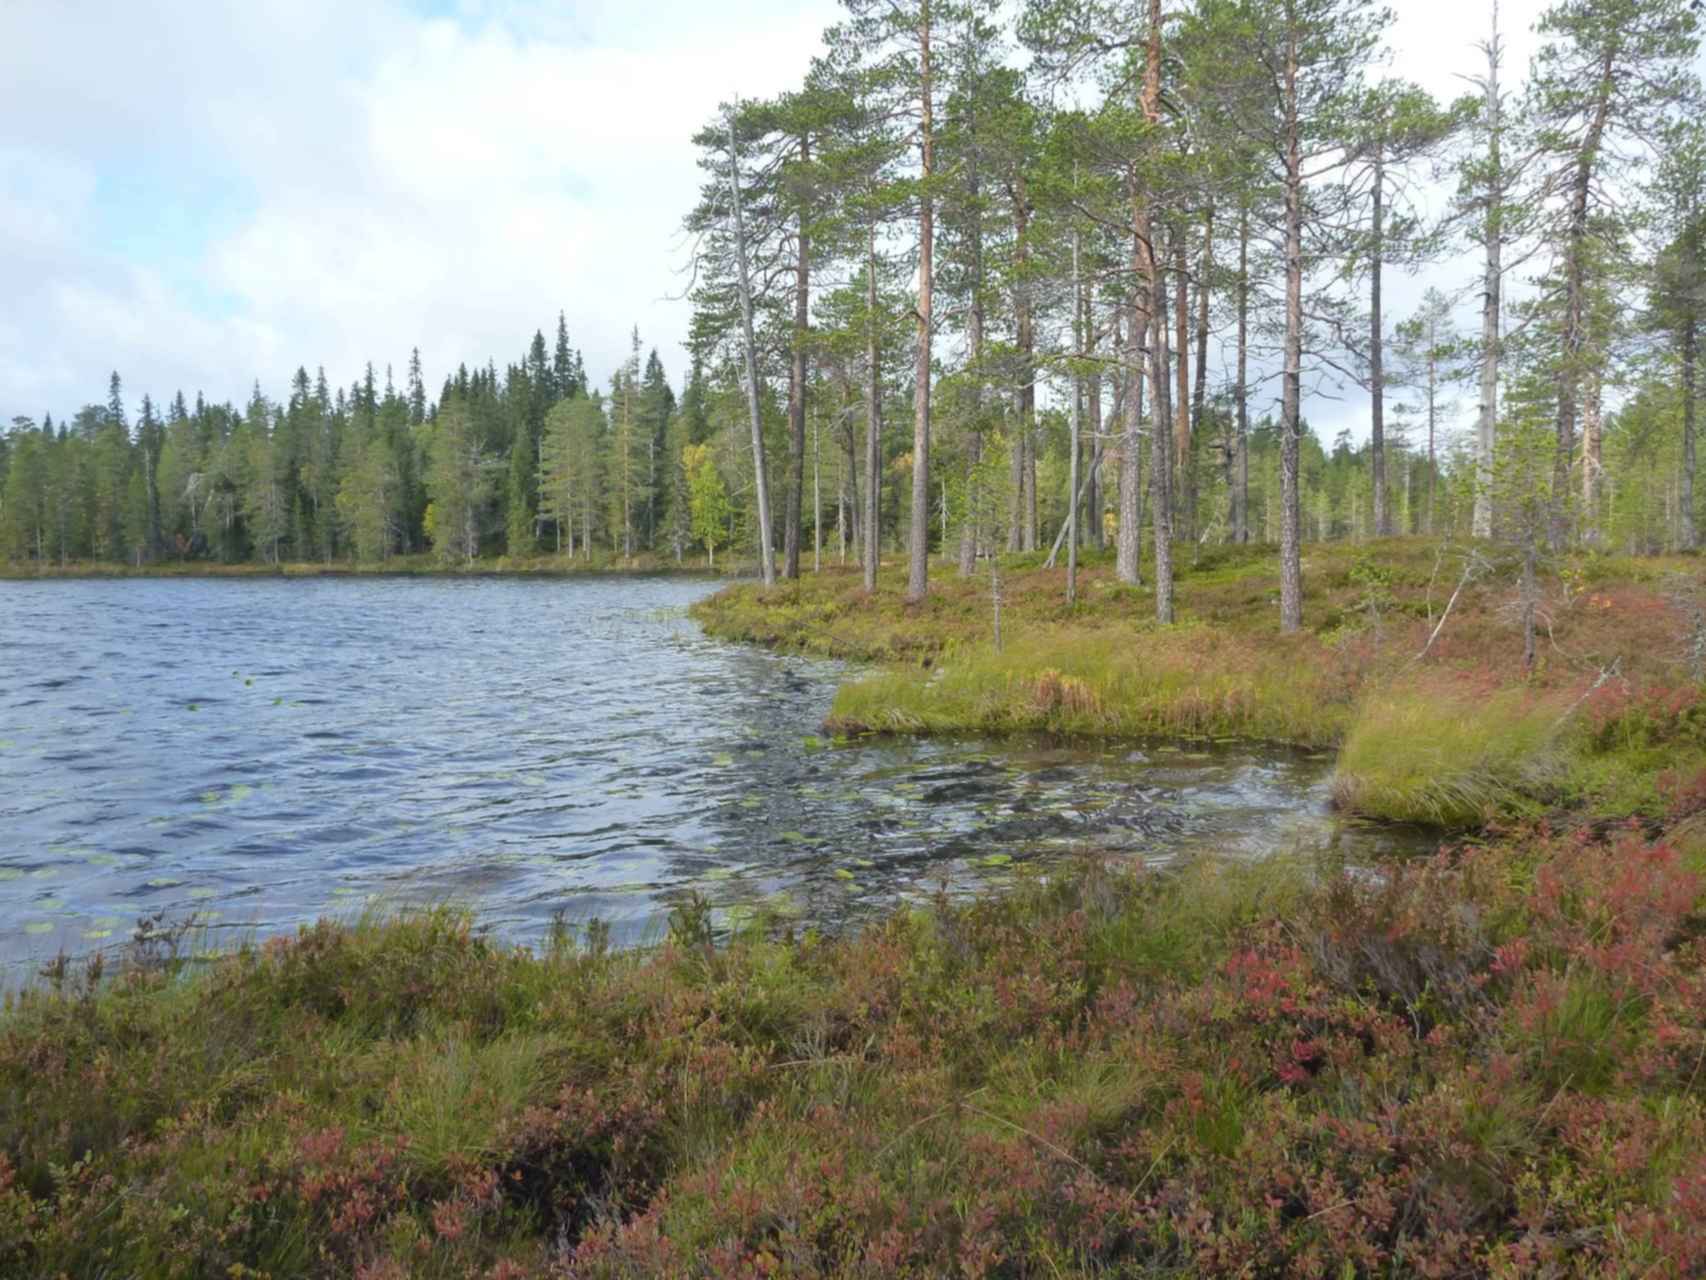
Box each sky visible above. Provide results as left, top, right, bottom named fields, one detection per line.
left=0, top=0, right=1681, bottom=443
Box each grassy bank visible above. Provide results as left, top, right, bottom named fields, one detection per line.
left=5, top=792, right=1706, bottom=1277
left=0, top=552, right=732, bottom=581
left=694, top=540, right=1706, bottom=827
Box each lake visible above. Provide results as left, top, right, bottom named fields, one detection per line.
left=0, top=576, right=1426, bottom=973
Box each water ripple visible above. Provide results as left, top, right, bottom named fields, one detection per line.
left=0, top=576, right=1431, bottom=973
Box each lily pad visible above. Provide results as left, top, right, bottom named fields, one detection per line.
left=833, top=868, right=857, bottom=881
left=22, top=921, right=54, bottom=935
left=980, top=853, right=1013, bottom=867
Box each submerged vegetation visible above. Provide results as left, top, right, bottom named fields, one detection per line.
left=5, top=791, right=1706, bottom=1276
left=696, top=539, right=1706, bottom=829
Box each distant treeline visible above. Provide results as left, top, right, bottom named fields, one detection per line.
left=0, top=318, right=1690, bottom=574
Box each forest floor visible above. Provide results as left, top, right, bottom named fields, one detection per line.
left=0, top=551, right=725, bottom=579
left=5, top=538, right=1706, bottom=1276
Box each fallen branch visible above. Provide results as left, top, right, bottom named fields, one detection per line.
left=1043, top=442, right=1104, bottom=570
left=1552, top=657, right=1623, bottom=731
left=960, top=1103, right=1100, bottom=1181
left=1405, top=549, right=1485, bottom=670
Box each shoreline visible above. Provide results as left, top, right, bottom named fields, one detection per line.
left=3, top=537, right=1704, bottom=1273
left=0, top=556, right=737, bottom=582
left=692, top=540, right=1706, bottom=828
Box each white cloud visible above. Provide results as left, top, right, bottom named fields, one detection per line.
left=0, top=0, right=1698, bottom=442
left=1, top=0, right=837, bottom=419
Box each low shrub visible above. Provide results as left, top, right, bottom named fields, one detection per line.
left=4, top=805, right=1705, bottom=1275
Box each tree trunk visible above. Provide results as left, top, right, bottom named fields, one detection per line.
left=726, top=110, right=776, bottom=587
left=1473, top=2, right=1503, bottom=540
left=1685, top=318, right=1698, bottom=551
left=1279, top=17, right=1304, bottom=633
left=1151, top=231, right=1175, bottom=625
left=1234, top=201, right=1250, bottom=544
left=865, top=226, right=882, bottom=593
left=1553, top=47, right=1615, bottom=550
left=1011, top=180, right=1032, bottom=552
left=1087, top=278, right=1104, bottom=552
left=960, top=156, right=985, bottom=578
left=1067, top=225, right=1081, bottom=605
left=1191, top=203, right=1212, bottom=547
left=1141, top=0, right=1169, bottom=621
left=1582, top=367, right=1602, bottom=536
left=907, top=0, right=934, bottom=603
left=1173, top=231, right=1191, bottom=548
left=785, top=138, right=811, bottom=580
left=1370, top=148, right=1390, bottom=536
left=1427, top=348, right=1438, bottom=535
left=1117, top=208, right=1146, bottom=585
left=812, top=412, right=822, bottom=572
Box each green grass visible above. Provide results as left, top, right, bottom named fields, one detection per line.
left=4, top=807, right=1705, bottom=1276
left=1331, top=687, right=1566, bottom=826
left=827, top=622, right=1351, bottom=747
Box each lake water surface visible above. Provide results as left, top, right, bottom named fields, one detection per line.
left=0, top=576, right=1425, bottom=972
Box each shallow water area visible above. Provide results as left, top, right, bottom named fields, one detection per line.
left=0, top=576, right=1433, bottom=974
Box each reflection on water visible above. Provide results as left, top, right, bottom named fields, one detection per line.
left=0, top=576, right=1434, bottom=972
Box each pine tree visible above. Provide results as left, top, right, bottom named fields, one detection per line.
left=1529, top=0, right=1700, bottom=546
left=1647, top=117, right=1706, bottom=550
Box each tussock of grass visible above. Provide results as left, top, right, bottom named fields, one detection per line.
left=827, top=623, right=1352, bottom=747
left=5, top=800, right=1706, bottom=1276
left=1332, top=687, right=1566, bottom=826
